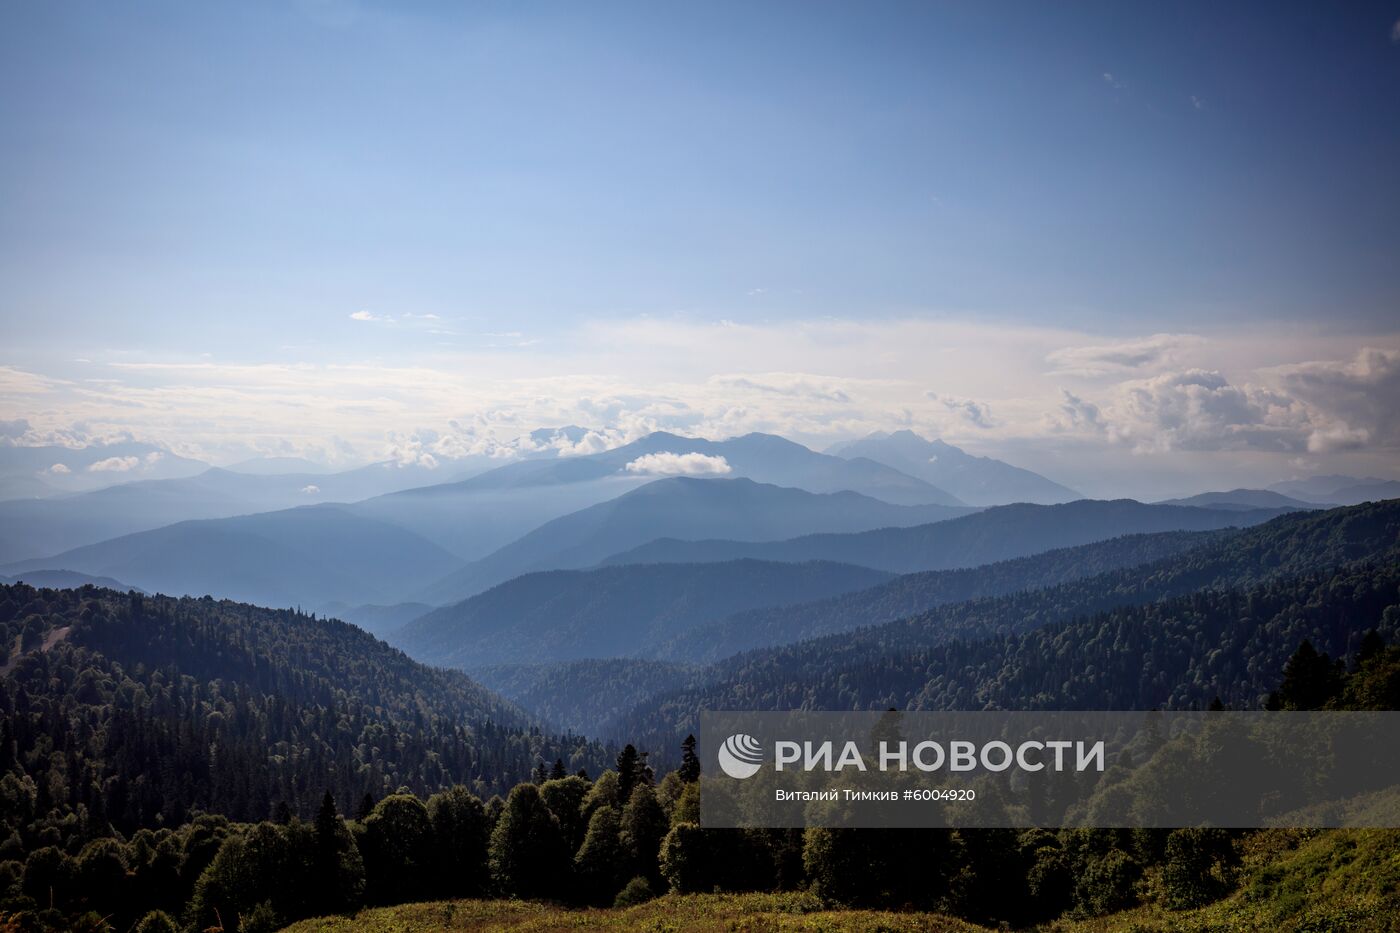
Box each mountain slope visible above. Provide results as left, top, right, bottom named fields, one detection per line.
left=1269, top=474, right=1391, bottom=502
left=1157, top=488, right=1323, bottom=511
left=0, top=441, right=209, bottom=500
left=650, top=528, right=1228, bottom=662
left=608, top=501, right=1400, bottom=742
left=444, top=431, right=962, bottom=505
left=418, top=478, right=973, bottom=604
left=0, top=461, right=498, bottom=564
left=394, top=559, right=895, bottom=667
left=604, top=499, right=1292, bottom=573
left=0, top=505, right=464, bottom=608
left=468, top=659, right=704, bottom=736
left=827, top=430, right=1079, bottom=504
left=320, top=600, right=434, bottom=638
left=0, top=582, right=608, bottom=826
left=0, top=569, right=142, bottom=592
left=351, top=431, right=962, bottom=562
left=1326, top=480, right=1400, bottom=505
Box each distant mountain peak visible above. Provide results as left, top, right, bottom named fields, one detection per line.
left=827, top=431, right=1079, bottom=505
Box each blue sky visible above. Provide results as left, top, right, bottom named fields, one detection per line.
left=1, top=1, right=1399, bottom=497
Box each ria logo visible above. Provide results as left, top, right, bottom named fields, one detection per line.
left=717, top=733, right=764, bottom=779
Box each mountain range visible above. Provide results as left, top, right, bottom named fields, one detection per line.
left=0, top=440, right=209, bottom=500
left=416, top=477, right=972, bottom=604
left=0, top=505, right=463, bottom=608
left=600, top=499, right=1400, bottom=744
left=827, top=430, right=1079, bottom=504
left=1155, top=488, right=1323, bottom=511
left=602, top=498, right=1291, bottom=573
left=394, top=559, right=894, bottom=667
left=346, top=431, right=967, bottom=562
left=647, top=528, right=1229, bottom=662
left=1268, top=474, right=1400, bottom=506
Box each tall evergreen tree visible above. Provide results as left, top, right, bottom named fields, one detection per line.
left=619, top=785, right=669, bottom=886
left=679, top=734, right=701, bottom=783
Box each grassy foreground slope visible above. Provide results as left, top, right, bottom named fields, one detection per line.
left=281, top=827, right=1400, bottom=932
left=280, top=892, right=984, bottom=932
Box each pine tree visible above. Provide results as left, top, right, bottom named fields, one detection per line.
left=679, top=735, right=701, bottom=783
left=1276, top=640, right=1344, bottom=709
left=312, top=790, right=365, bottom=914
left=550, top=758, right=567, bottom=780
left=616, top=744, right=640, bottom=800
left=1356, top=629, right=1386, bottom=667
left=619, top=785, right=668, bottom=886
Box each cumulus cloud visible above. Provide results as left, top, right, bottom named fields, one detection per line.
left=1273, top=348, right=1400, bottom=452
left=301, top=484, right=321, bottom=494
left=46, top=463, right=71, bottom=474
left=1048, top=390, right=1108, bottom=435
left=88, top=456, right=141, bottom=472
left=1046, top=334, right=1203, bottom=377
left=624, top=452, right=733, bottom=476
left=1110, top=369, right=1306, bottom=453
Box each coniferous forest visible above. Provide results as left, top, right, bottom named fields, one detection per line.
left=5, top=5, right=1400, bottom=930
left=0, top=502, right=1398, bottom=930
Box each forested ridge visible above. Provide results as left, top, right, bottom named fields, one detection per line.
left=611, top=501, right=1400, bottom=747
left=469, top=659, right=707, bottom=737
left=602, top=498, right=1291, bottom=571
left=1, top=503, right=1398, bottom=931
left=649, top=528, right=1229, bottom=662
left=395, top=559, right=894, bottom=667
left=0, top=585, right=611, bottom=836
left=4, top=629, right=1397, bottom=932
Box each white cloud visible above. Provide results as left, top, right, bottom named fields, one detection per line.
left=349, top=310, right=389, bottom=322
left=624, top=452, right=733, bottom=476
left=2, top=317, right=1396, bottom=498
left=1047, top=389, right=1108, bottom=436
left=1273, top=348, right=1400, bottom=452
left=46, top=463, right=71, bottom=474
left=1111, top=369, right=1302, bottom=452
left=1102, top=72, right=1127, bottom=90
left=88, top=456, right=141, bottom=472
left=1046, top=334, right=1203, bottom=377
left=301, top=484, right=321, bottom=494
left=1392, top=17, right=1400, bottom=42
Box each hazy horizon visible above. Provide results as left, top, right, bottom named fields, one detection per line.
left=4, top=1, right=1399, bottom=500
